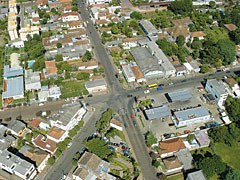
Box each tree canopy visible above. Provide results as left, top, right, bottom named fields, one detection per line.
left=76, top=72, right=90, bottom=81
left=82, top=50, right=92, bottom=62
left=96, top=108, right=114, bottom=134
left=130, top=11, right=143, bottom=20
left=145, top=131, right=157, bottom=147
left=170, top=0, right=193, bottom=15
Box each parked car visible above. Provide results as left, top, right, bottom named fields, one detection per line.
left=130, top=114, right=134, bottom=118
left=136, top=108, right=140, bottom=112
left=157, top=87, right=163, bottom=91
left=80, top=147, right=86, bottom=154
left=124, top=123, right=128, bottom=128
left=72, top=97, right=78, bottom=101
left=158, top=84, right=164, bottom=86
left=136, top=87, right=141, bottom=90
left=144, top=90, right=150, bottom=94
left=88, top=94, right=93, bottom=97
left=127, top=95, right=133, bottom=98
left=38, top=103, right=44, bottom=106
left=61, top=174, right=66, bottom=180
left=123, top=150, right=130, bottom=154
left=168, top=82, right=173, bottom=85
left=133, top=120, right=136, bottom=126
left=151, top=99, right=155, bottom=103
left=184, top=130, right=191, bottom=134
left=67, top=142, right=72, bottom=148
left=113, top=143, right=120, bottom=147
left=79, top=96, right=84, bottom=99
left=109, top=146, right=115, bottom=150
left=181, top=80, right=187, bottom=82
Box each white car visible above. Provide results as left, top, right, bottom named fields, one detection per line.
left=60, top=174, right=66, bottom=180
left=168, top=82, right=173, bottom=85
left=144, top=90, right=150, bottom=94
left=67, top=143, right=72, bottom=148
left=38, top=103, right=44, bottom=106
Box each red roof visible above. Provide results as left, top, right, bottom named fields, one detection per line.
left=45, top=61, right=58, bottom=74
left=159, top=138, right=186, bottom=155
left=28, top=119, right=42, bottom=128
left=33, top=134, right=57, bottom=153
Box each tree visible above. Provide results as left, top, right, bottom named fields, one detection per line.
left=72, top=6, right=78, bottom=12
left=216, top=39, right=236, bottom=65
left=55, top=54, right=63, bottom=62
left=111, top=24, right=119, bottom=34
left=192, top=49, right=200, bottom=59
left=82, top=50, right=92, bottom=62
left=226, top=169, right=240, bottom=180
left=48, top=157, right=55, bottom=165
left=230, top=28, right=240, bottom=44
left=145, top=131, right=157, bottom=147
left=200, top=64, right=210, bottom=73
left=191, top=40, right=202, bottom=49
left=209, top=1, right=215, bottom=8
left=176, top=35, right=185, bottom=46
left=170, top=0, right=193, bottom=14
left=54, top=149, right=62, bottom=157
left=99, top=66, right=104, bottom=73
left=76, top=72, right=90, bottom=81
left=25, top=133, right=33, bottom=143
left=57, top=43, right=62, bottom=48
left=72, top=159, right=78, bottom=166
left=56, top=142, right=67, bottom=152
left=153, top=160, right=161, bottom=168
left=130, top=11, right=142, bottom=20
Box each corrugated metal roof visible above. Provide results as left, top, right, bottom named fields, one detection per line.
left=2, top=76, right=24, bottom=99
left=168, top=90, right=192, bottom=102
left=145, top=106, right=170, bottom=120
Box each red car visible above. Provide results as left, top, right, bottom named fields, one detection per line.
left=130, top=114, right=134, bottom=118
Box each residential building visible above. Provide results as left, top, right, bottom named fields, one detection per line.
left=175, top=65, right=187, bottom=77
left=46, top=126, right=68, bottom=143
left=7, top=119, right=26, bottom=137
left=19, top=145, right=50, bottom=172
left=4, top=65, right=23, bottom=78
left=0, top=125, right=15, bottom=152
left=73, top=167, right=97, bottom=180
left=8, top=12, right=18, bottom=40
left=130, top=47, right=164, bottom=80
left=74, top=60, right=98, bottom=70
left=36, top=0, right=48, bottom=9
left=122, top=64, right=136, bottom=83
left=38, top=86, right=49, bottom=102
left=85, top=78, right=107, bottom=94
left=28, top=118, right=50, bottom=131
left=0, top=150, right=37, bottom=180
left=55, top=12, right=80, bottom=22
left=50, top=103, right=87, bottom=131
left=167, top=90, right=192, bottom=102
left=25, top=69, right=41, bottom=91
left=159, top=137, right=186, bottom=158
left=175, top=149, right=193, bottom=171
left=173, top=107, right=210, bottom=127
left=110, top=118, right=123, bottom=131
left=19, top=26, right=40, bottom=41
left=187, top=170, right=206, bottom=180
left=144, top=106, right=171, bottom=120
left=205, top=79, right=229, bottom=108
left=225, top=78, right=240, bottom=97
left=122, top=38, right=138, bottom=49
left=139, top=20, right=158, bottom=36
left=223, top=24, right=238, bottom=32
left=194, top=131, right=210, bottom=148
left=87, top=0, right=112, bottom=5
left=190, top=31, right=205, bottom=42
left=131, top=65, right=146, bottom=83
left=48, top=85, right=61, bottom=100
left=32, top=134, right=57, bottom=154
left=162, top=156, right=183, bottom=175
left=44, top=61, right=58, bottom=79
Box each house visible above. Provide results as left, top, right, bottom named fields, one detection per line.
left=44, top=61, right=58, bottom=79
left=122, top=64, right=136, bottom=83
left=7, top=120, right=26, bottom=137
left=167, top=90, right=192, bottom=102
left=19, top=145, right=50, bottom=172
left=162, top=156, right=183, bottom=175
left=144, top=106, right=171, bottom=120
left=159, top=137, right=186, bottom=158
left=130, top=47, right=164, bottom=80
left=68, top=21, right=83, bottom=29
left=187, top=170, right=206, bottom=180
left=19, top=26, right=40, bottom=41
left=225, top=78, right=240, bottom=97
left=0, top=150, right=37, bottom=180
left=223, top=24, right=238, bottom=32
left=0, top=125, right=15, bottom=152
left=139, top=20, right=158, bottom=36
left=55, top=12, right=80, bottom=22
left=137, top=37, right=150, bottom=47
left=174, top=107, right=210, bottom=127
left=8, top=12, right=18, bottom=40
left=46, top=126, right=68, bottom=143
left=122, top=38, right=137, bottom=49
left=175, top=149, right=193, bottom=171
left=110, top=118, right=123, bottom=131
left=33, top=134, right=57, bottom=154
left=48, top=85, right=61, bottom=100
left=75, top=152, right=115, bottom=180
left=195, top=131, right=210, bottom=147
left=28, top=118, right=50, bottom=131
left=205, top=79, right=229, bottom=108
left=190, top=31, right=205, bottom=42
left=74, top=60, right=98, bottom=70
left=25, top=69, right=41, bottom=91
left=85, top=78, right=107, bottom=94
left=87, top=0, right=112, bottom=5
left=50, top=103, right=87, bottom=131
left=36, top=0, right=48, bottom=9
left=38, top=86, right=49, bottom=102
left=131, top=65, right=146, bottom=83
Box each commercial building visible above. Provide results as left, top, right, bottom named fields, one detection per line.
left=205, top=79, right=229, bottom=108
left=167, top=90, right=192, bottom=102
left=25, top=69, right=41, bottom=91
left=139, top=20, right=158, bottom=36
left=144, top=106, right=171, bottom=120
left=130, top=47, right=164, bottom=80
left=4, top=65, right=23, bottom=78
left=85, top=78, right=107, bottom=94
left=174, top=107, right=210, bottom=127
left=131, top=65, right=146, bottom=83
left=122, top=64, right=136, bottom=83
left=0, top=150, right=37, bottom=180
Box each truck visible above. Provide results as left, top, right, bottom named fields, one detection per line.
left=157, top=87, right=163, bottom=91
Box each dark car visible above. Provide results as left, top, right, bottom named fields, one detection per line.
left=87, top=94, right=93, bottom=97
left=127, top=95, right=133, bottom=98
left=181, top=80, right=187, bottom=82
left=133, top=120, right=137, bottom=126
left=136, top=87, right=141, bottom=90
left=79, top=96, right=84, bottom=99
left=226, top=70, right=231, bottom=73
left=159, top=84, right=164, bottom=86
left=124, top=123, right=128, bottom=128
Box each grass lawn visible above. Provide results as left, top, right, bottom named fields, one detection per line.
left=210, top=174, right=219, bottom=180
left=111, top=160, right=128, bottom=171
left=213, top=143, right=240, bottom=170
left=58, top=80, right=88, bottom=98
left=167, top=173, right=184, bottom=180
left=142, top=12, right=158, bottom=19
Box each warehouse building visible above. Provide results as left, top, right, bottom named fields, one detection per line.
left=144, top=106, right=171, bottom=120
left=167, top=90, right=192, bottom=102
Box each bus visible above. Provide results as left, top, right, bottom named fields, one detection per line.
left=147, top=83, right=158, bottom=89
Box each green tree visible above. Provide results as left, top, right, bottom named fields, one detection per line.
left=176, top=35, right=185, bottom=46
left=72, top=159, right=78, bottom=166
left=216, top=39, right=236, bottom=65
left=130, top=11, right=142, bottom=20
left=55, top=54, right=63, bottom=62
left=226, top=169, right=240, bottom=180
left=57, top=43, right=62, bottom=48
left=153, top=160, right=161, bottom=168
left=76, top=72, right=90, bottom=81
left=145, top=131, right=157, bottom=147
left=48, top=157, right=55, bottom=165
left=200, top=64, right=210, bottom=73
left=230, top=28, right=240, bottom=44
left=25, top=133, right=33, bottom=143
left=54, top=149, right=62, bottom=157
left=82, top=50, right=92, bottom=62
left=209, top=1, right=215, bottom=8
left=65, top=71, right=70, bottom=79
left=191, top=40, right=202, bottom=49
left=99, top=66, right=104, bottom=73
left=72, top=6, right=78, bottom=12
left=192, top=49, right=200, bottom=59
left=111, top=24, right=119, bottom=34
left=170, top=0, right=193, bottom=14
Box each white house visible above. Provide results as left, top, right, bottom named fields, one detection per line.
left=87, top=0, right=112, bottom=5
left=205, top=79, right=229, bottom=108
left=110, top=118, right=123, bottom=131
left=25, top=69, right=41, bottom=91
left=19, top=26, right=40, bottom=41
left=173, top=107, right=210, bottom=127
left=225, top=78, right=240, bottom=97
left=122, top=64, right=136, bottom=83
left=122, top=38, right=138, bottom=49
left=48, top=85, right=61, bottom=100
left=56, top=12, right=80, bottom=22
left=85, top=78, right=107, bottom=94
left=0, top=150, right=37, bottom=180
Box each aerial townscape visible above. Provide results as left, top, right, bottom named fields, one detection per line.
left=1, top=0, right=240, bottom=179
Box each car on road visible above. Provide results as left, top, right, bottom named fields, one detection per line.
left=130, top=114, right=134, bottom=118
left=67, top=142, right=72, bottom=148
left=136, top=87, right=141, bottom=90
left=184, top=130, right=191, bottom=134
left=88, top=94, right=93, bottom=97
left=72, top=97, right=78, bottom=101
left=124, top=123, right=128, bottom=128
left=60, top=174, right=66, bottom=180
left=168, top=82, right=173, bottom=85
left=181, top=80, right=187, bottom=82
left=144, top=90, right=150, bottom=94
left=157, top=87, right=163, bottom=91
left=136, top=108, right=140, bottom=112
left=127, top=95, right=133, bottom=98
left=226, top=70, right=231, bottom=73
left=133, top=120, right=136, bottom=126
left=158, top=84, right=164, bottom=86
left=208, top=74, right=213, bottom=76
left=79, top=96, right=84, bottom=99
left=38, top=103, right=44, bottom=106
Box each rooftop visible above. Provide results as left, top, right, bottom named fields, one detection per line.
left=4, top=65, right=23, bottom=78
left=25, top=69, right=41, bottom=85
left=28, top=119, right=42, bottom=128
left=139, top=20, right=158, bottom=35
left=47, top=126, right=66, bottom=140
left=45, top=61, right=58, bottom=75
left=78, top=152, right=102, bottom=172
left=33, top=134, right=57, bottom=153
left=7, top=120, right=26, bottom=133
left=225, top=78, right=238, bottom=87
left=163, top=156, right=183, bottom=170
left=168, top=90, right=192, bottom=102
left=195, top=131, right=210, bottom=147
left=85, top=78, right=107, bottom=89
left=122, top=65, right=135, bottom=80
left=174, top=107, right=210, bottom=122
left=207, top=79, right=228, bottom=95
left=131, top=65, right=145, bottom=80
left=110, top=118, right=122, bottom=127
left=159, top=137, right=186, bottom=155
left=187, top=170, right=206, bottom=180
left=224, top=24, right=238, bottom=31
left=190, top=31, right=206, bottom=37
left=2, top=76, right=24, bottom=99
left=175, top=149, right=193, bottom=170
left=145, top=106, right=171, bottom=120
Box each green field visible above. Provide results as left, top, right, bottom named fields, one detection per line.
left=167, top=173, right=184, bottom=180
left=213, top=143, right=240, bottom=170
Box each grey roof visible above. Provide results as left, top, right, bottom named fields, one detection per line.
left=0, top=125, right=15, bottom=151
left=189, top=60, right=200, bottom=69
left=0, top=8, right=8, bottom=14
left=137, top=37, right=150, bottom=46
left=2, top=76, right=24, bottom=99
left=0, top=150, right=35, bottom=176
left=175, top=149, right=193, bottom=170
left=187, top=170, right=206, bottom=180
left=207, top=79, right=228, bottom=95
left=25, top=69, right=41, bottom=90
left=168, top=90, right=192, bottom=102
left=105, top=40, right=122, bottom=47
left=145, top=106, right=170, bottom=120
left=50, top=103, right=83, bottom=126
left=174, top=107, right=210, bottom=122
left=4, top=65, right=23, bottom=78
left=7, top=120, right=26, bottom=133
left=85, top=78, right=107, bottom=89
left=130, top=47, right=164, bottom=79
left=139, top=20, right=158, bottom=35
left=122, top=65, right=135, bottom=80
left=0, top=124, right=7, bottom=136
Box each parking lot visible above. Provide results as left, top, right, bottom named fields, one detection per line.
left=135, top=84, right=223, bottom=140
